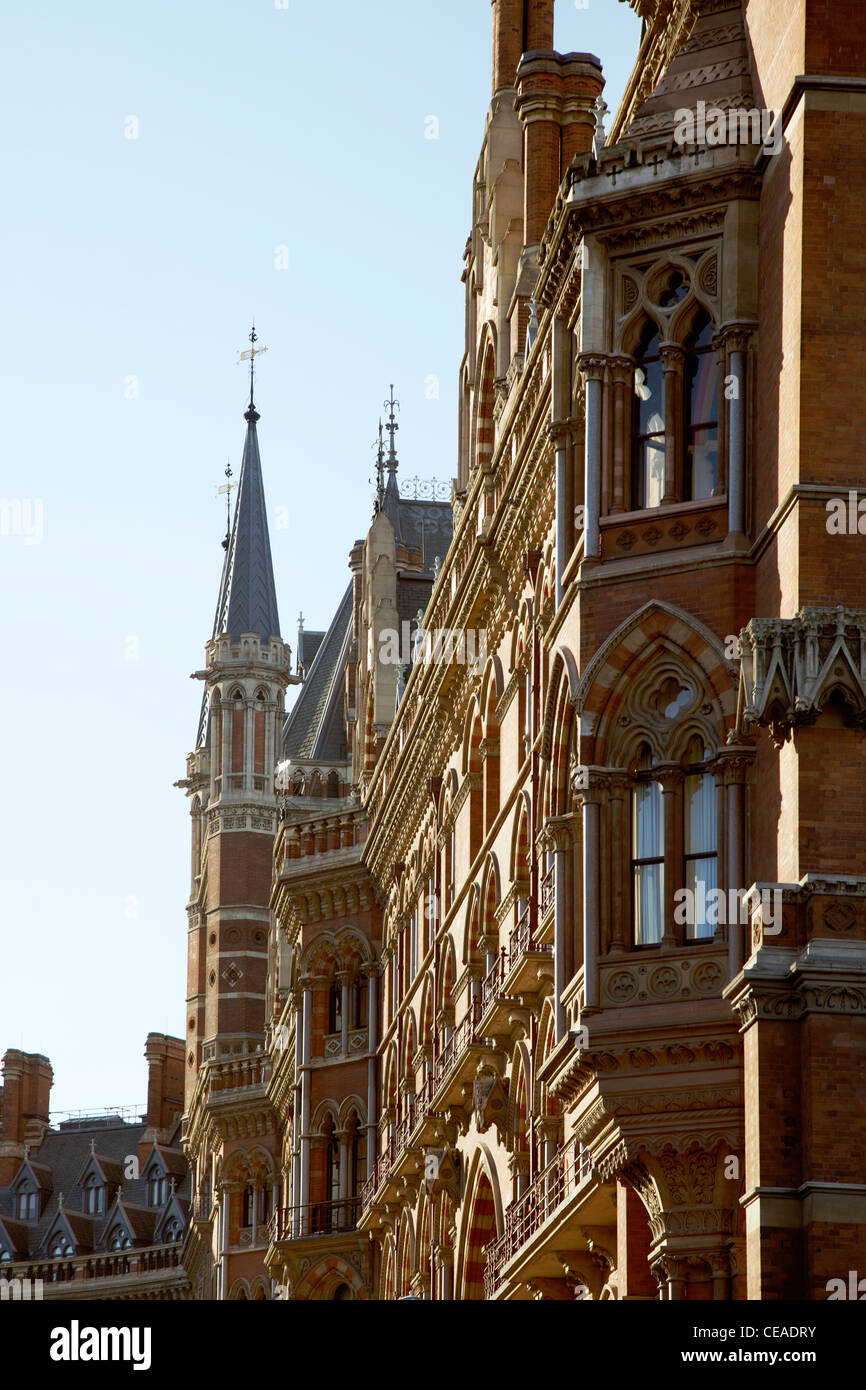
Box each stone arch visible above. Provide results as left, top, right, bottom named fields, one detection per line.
left=294, top=1254, right=369, bottom=1301
left=456, top=1147, right=503, bottom=1300
left=575, top=601, right=736, bottom=766
left=473, top=325, right=498, bottom=471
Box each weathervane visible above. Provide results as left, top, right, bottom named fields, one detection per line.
left=218, top=458, right=234, bottom=550
left=384, top=384, right=400, bottom=473
left=239, top=323, right=267, bottom=411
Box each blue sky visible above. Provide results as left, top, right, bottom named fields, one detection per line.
left=0, top=0, right=641, bottom=1113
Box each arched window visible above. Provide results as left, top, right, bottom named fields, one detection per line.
left=0, top=1249, right=11, bottom=1263
left=17, top=1187, right=38, bottom=1221
left=326, top=770, right=340, bottom=798
left=51, top=1232, right=74, bottom=1257
left=684, top=738, right=718, bottom=940
left=683, top=313, right=719, bottom=500
left=310, top=771, right=323, bottom=798
left=108, top=1228, right=132, bottom=1252
left=147, top=1171, right=167, bottom=1207
left=632, top=745, right=664, bottom=945
left=631, top=323, right=665, bottom=509
left=84, top=1175, right=105, bottom=1215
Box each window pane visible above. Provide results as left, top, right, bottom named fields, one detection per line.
left=635, top=863, right=664, bottom=945
left=636, top=357, right=664, bottom=435
left=685, top=773, right=717, bottom=855
left=633, top=781, right=664, bottom=858
left=686, top=855, right=718, bottom=940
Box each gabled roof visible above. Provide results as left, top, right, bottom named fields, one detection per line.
left=42, top=1207, right=96, bottom=1254
left=143, top=1144, right=186, bottom=1179
left=283, top=582, right=354, bottom=762
left=0, top=1215, right=30, bottom=1258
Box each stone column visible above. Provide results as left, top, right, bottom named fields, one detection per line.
left=550, top=419, right=574, bottom=605
left=658, top=766, right=684, bottom=947
left=298, top=976, right=317, bottom=1210
left=579, top=356, right=607, bottom=560
left=609, top=357, right=632, bottom=513
left=337, top=969, right=351, bottom=1055
left=577, top=776, right=602, bottom=1008
left=363, top=961, right=378, bottom=1177
left=660, top=344, right=685, bottom=504
left=722, top=326, right=752, bottom=538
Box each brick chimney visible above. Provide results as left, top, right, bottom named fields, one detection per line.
left=0, top=1050, right=53, bottom=1182
left=515, top=50, right=604, bottom=247
left=138, top=1033, right=185, bottom=1164
left=491, top=0, right=554, bottom=93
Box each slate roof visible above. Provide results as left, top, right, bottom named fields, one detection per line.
left=196, top=403, right=282, bottom=749
left=215, top=406, right=281, bottom=643
left=0, top=1118, right=190, bottom=1258
left=283, top=582, right=354, bottom=762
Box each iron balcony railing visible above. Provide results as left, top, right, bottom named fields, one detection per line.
left=540, top=864, right=555, bottom=917
left=269, top=1198, right=361, bottom=1242
left=432, top=999, right=481, bottom=1091
left=481, top=909, right=553, bottom=1011
left=484, top=1137, right=593, bottom=1297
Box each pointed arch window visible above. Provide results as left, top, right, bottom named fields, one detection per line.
left=631, top=323, right=665, bottom=510
left=684, top=313, right=719, bottom=500
left=51, top=1232, right=75, bottom=1257
left=84, top=1174, right=105, bottom=1215
left=632, top=745, right=664, bottom=945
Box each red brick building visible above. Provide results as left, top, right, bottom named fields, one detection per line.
left=181, top=0, right=866, bottom=1300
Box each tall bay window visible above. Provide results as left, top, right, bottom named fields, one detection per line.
left=631, top=324, right=666, bottom=509
left=632, top=746, right=664, bottom=945
left=683, top=313, right=719, bottom=499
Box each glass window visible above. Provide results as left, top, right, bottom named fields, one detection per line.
left=632, top=747, right=664, bottom=945
left=684, top=315, right=719, bottom=500
left=17, top=1190, right=38, bottom=1221
left=684, top=745, right=718, bottom=940
left=632, top=324, right=666, bottom=509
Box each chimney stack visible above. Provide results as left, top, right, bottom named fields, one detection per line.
left=516, top=50, right=604, bottom=246
left=0, top=1049, right=53, bottom=1182
left=491, top=0, right=555, bottom=93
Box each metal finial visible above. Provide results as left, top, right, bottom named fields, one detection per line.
left=218, top=457, right=234, bottom=551
left=373, top=418, right=386, bottom=510
left=239, top=323, right=267, bottom=415
left=384, top=385, right=400, bottom=473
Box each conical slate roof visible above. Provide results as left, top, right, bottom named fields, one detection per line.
left=195, top=403, right=281, bottom=750
left=214, top=405, right=281, bottom=643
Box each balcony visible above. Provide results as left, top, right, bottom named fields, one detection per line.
left=502, top=906, right=554, bottom=999
left=540, top=865, right=555, bottom=922
left=430, top=999, right=487, bottom=1110
left=269, top=1198, right=361, bottom=1243
left=6, top=1243, right=188, bottom=1299
left=484, top=1137, right=593, bottom=1299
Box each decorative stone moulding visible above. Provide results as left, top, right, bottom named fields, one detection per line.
left=734, top=605, right=866, bottom=747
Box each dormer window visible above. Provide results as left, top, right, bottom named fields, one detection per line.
left=0, top=1248, right=12, bottom=1263
left=108, top=1228, right=133, bottom=1251
left=17, top=1189, right=38, bottom=1221
left=147, top=1172, right=168, bottom=1207
left=83, top=1175, right=105, bottom=1215
left=50, top=1233, right=73, bottom=1258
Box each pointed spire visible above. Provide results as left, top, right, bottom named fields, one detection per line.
left=213, top=394, right=281, bottom=643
